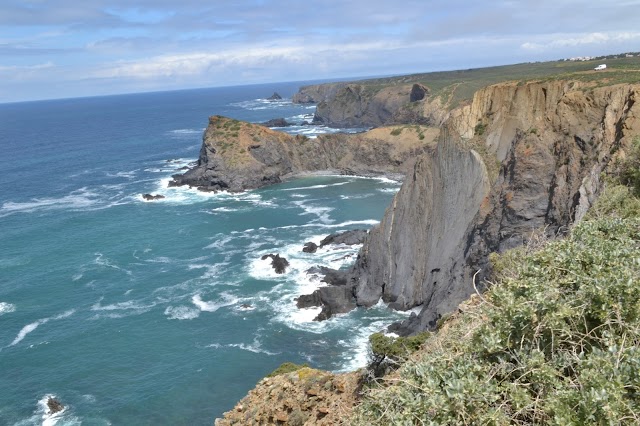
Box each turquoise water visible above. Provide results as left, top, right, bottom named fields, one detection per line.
left=0, top=83, right=406, bottom=424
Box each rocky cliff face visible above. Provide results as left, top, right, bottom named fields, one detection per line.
left=294, top=82, right=448, bottom=128
left=170, top=116, right=439, bottom=192
left=362, top=81, right=640, bottom=333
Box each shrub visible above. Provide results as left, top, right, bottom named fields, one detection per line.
left=474, top=122, right=486, bottom=136
left=390, top=128, right=403, bottom=136
left=267, top=362, right=309, bottom=378
left=620, top=136, right=640, bottom=196
left=367, top=332, right=430, bottom=378
left=354, top=185, right=640, bottom=425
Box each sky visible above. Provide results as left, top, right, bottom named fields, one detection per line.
left=1, top=0, right=639, bottom=103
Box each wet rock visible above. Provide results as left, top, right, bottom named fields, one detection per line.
left=302, top=242, right=318, bottom=253
left=47, top=397, right=64, bottom=414
left=142, top=193, right=165, bottom=201
left=261, top=254, right=289, bottom=274
left=267, top=92, right=282, bottom=100
left=319, top=229, right=367, bottom=247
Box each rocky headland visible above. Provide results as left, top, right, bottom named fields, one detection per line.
left=169, top=116, right=438, bottom=192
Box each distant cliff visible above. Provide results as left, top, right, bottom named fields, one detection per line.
left=170, top=116, right=439, bottom=192
left=293, top=82, right=447, bottom=128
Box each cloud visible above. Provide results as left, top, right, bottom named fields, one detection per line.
left=521, top=31, right=640, bottom=51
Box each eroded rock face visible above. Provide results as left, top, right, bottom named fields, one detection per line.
left=169, top=116, right=437, bottom=192
left=382, top=81, right=640, bottom=333
left=215, top=367, right=360, bottom=425
left=298, top=80, right=640, bottom=334
left=410, top=83, right=429, bottom=102
left=353, top=128, right=491, bottom=313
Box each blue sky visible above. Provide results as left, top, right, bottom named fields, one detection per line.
left=1, top=0, right=639, bottom=102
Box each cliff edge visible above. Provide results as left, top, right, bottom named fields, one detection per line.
left=170, top=116, right=439, bottom=192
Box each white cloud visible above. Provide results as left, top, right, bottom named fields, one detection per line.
left=0, top=62, right=55, bottom=72
left=521, top=31, right=640, bottom=51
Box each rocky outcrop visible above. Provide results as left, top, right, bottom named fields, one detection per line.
left=292, top=83, right=349, bottom=104
left=47, top=397, right=64, bottom=414
left=260, top=118, right=292, bottom=127
left=319, top=229, right=368, bottom=247
left=261, top=254, right=289, bottom=274
left=299, top=80, right=640, bottom=334
left=215, top=367, right=360, bottom=425
left=302, top=242, right=318, bottom=253
left=267, top=92, right=282, bottom=100
left=170, top=116, right=438, bottom=192
left=410, top=83, right=429, bottom=102
left=294, top=81, right=449, bottom=128
left=142, top=193, right=165, bottom=201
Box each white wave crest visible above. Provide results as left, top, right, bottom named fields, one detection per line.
left=1, top=188, right=100, bottom=217
left=164, top=305, right=200, bottom=320
left=9, top=309, right=75, bottom=347
left=192, top=294, right=237, bottom=312
left=283, top=181, right=350, bottom=191
left=0, top=302, right=16, bottom=316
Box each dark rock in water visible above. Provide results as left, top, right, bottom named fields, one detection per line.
left=142, top=193, right=165, bottom=201
left=261, top=254, right=289, bottom=274
left=302, top=242, right=318, bottom=253
left=47, top=397, right=64, bottom=414
left=319, top=229, right=368, bottom=248
left=240, top=303, right=253, bottom=309
left=178, top=166, right=190, bottom=170
left=409, top=83, right=429, bottom=102
left=261, top=118, right=291, bottom=127
left=301, top=120, right=310, bottom=126
left=267, top=92, right=282, bottom=100
left=295, top=285, right=356, bottom=321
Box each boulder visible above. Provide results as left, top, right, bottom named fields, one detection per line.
left=267, top=92, right=282, bottom=100
left=410, top=83, right=429, bottom=102
left=260, top=118, right=291, bottom=127
left=142, top=193, right=165, bottom=201
left=47, top=397, right=64, bottom=414
left=302, top=242, right=318, bottom=253
left=319, top=229, right=367, bottom=247
left=261, top=254, right=289, bottom=274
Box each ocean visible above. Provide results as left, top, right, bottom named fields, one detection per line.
left=0, top=82, right=409, bottom=425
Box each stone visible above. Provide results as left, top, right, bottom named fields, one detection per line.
left=261, top=254, right=289, bottom=274
left=260, top=118, right=291, bottom=127
left=410, top=83, right=429, bottom=102
left=47, top=397, right=64, bottom=414
left=267, top=92, right=282, bottom=100
left=319, top=229, right=367, bottom=247
left=302, top=242, right=318, bottom=253
left=142, top=193, right=165, bottom=201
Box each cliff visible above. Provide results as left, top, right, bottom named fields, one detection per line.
left=294, top=81, right=447, bottom=128
left=170, top=116, right=439, bottom=192
left=343, top=80, right=640, bottom=333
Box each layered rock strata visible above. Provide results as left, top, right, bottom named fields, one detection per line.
left=309, top=80, right=640, bottom=333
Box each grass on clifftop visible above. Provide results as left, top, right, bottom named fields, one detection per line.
left=354, top=172, right=640, bottom=425
left=349, top=55, right=640, bottom=110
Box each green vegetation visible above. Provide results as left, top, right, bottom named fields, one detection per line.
left=355, top=161, right=640, bottom=424
left=474, top=122, right=486, bottom=136
left=344, top=55, right=640, bottom=110
left=390, top=128, right=403, bottom=136
left=620, top=136, right=640, bottom=197
left=367, top=332, right=431, bottom=378
left=267, top=362, right=309, bottom=378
